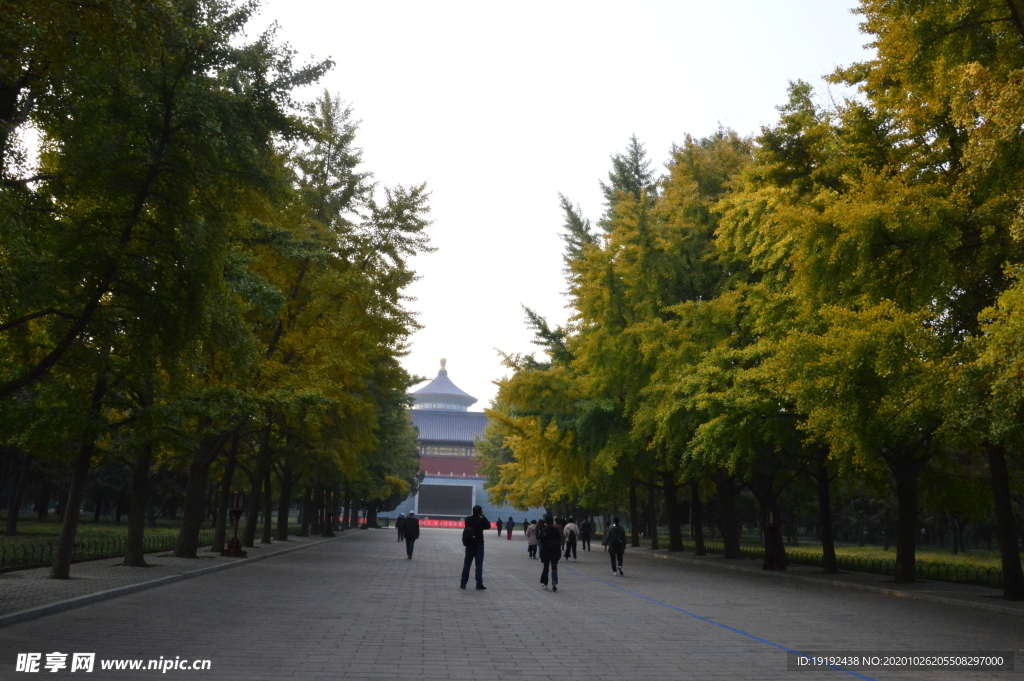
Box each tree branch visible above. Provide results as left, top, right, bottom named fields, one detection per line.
left=1008, top=0, right=1024, bottom=45
left=0, top=308, right=76, bottom=332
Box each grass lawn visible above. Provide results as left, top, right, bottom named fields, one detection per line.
left=620, top=529, right=1016, bottom=578
left=0, top=517, right=183, bottom=549
left=735, top=536, right=1008, bottom=569
left=820, top=544, right=1007, bottom=570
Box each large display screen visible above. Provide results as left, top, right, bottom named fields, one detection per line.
left=417, top=484, right=473, bottom=517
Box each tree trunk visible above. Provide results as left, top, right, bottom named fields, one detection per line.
left=690, top=482, right=705, bottom=556
left=716, top=470, right=742, bottom=559
left=817, top=459, right=838, bottom=574
left=261, top=467, right=273, bottom=544
left=35, top=482, right=50, bottom=519
left=174, top=453, right=214, bottom=558
left=311, top=486, right=321, bottom=535
left=322, top=488, right=335, bottom=537
left=341, top=487, right=351, bottom=531
left=5, top=451, right=27, bottom=536
left=275, top=461, right=292, bottom=541
left=647, top=478, right=659, bottom=550
left=242, top=465, right=261, bottom=547
left=299, top=486, right=311, bottom=537
left=52, top=365, right=108, bottom=579
left=366, top=500, right=379, bottom=529
left=892, top=454, right=919, bottom=584
left=628, top=482, right=641, bottom=547
left=758, top=493, right=786, bottom=570
left=123, top=444, right=153, bottom=567
left=883, top=510, right=892, bottom=551
left=211, top=430, right=240, bottom=553
left=985, top=442, right=1024, bottom=600
left=174, top=430, right=229, bottom=558
left=207, top=481, right=217, bottom=526
left=339, top=489, right=348, bottom=532
left=243, top=422, right=272, bottom=547
left=661, top=471, right=683, bottom=551
left=342, top=489, right=350, bottom=532
left=341, top=489, right=350, bottom=531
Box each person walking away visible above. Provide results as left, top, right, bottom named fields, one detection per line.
left=562, top=517, right=580, bottom=562
left=505, top=517, right=515, bottom=540
left=526, top=520, right=538, bottom=559
left=579, top=517, right=592, bottom=551
left=396, top=514, right=406, bottom=542
left=537, top=515, right=563, bottom=592
left=403, top=512, right=420, bottom=558
left=603, top=516, right=626, bottom=575
left=461, top=505, right=490, bottom=590
left=496, top=516, right=502, bottom=537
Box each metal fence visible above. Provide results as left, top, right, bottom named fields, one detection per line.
left=0, top=530, right=216, bottom=572
left=676, top=540, right=1004, bottom=588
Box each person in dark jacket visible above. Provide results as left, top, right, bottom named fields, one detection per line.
left=537, top=515, right=563, bottom=592
left=396, top=514, right=406, bottom=542
left=505, top=517, right=515, bottom=540
left=461, top=505, right=490, bottom=590
left=579, top=518, right=592, bottom=551
left=403, top=512, right=420, bottom=558
left=603, top=516, right=626, bottom=575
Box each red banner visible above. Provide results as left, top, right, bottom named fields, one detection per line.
left=381, top=518, right=504, bottom=529
left=414, top=519, right=468, bottom=528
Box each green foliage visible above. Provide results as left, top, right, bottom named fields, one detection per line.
left=0, top=3, right=427, bottom=564
left=484, top=1, right=1024, bottom=588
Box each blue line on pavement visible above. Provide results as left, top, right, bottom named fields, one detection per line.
left=563, top=567, right=878, bottom=681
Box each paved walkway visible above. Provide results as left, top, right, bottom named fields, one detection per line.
left=0, top=536, right=335, bottom=624
left=645, top=548, right=1024, bottom=618
left=0, top=528, right=1021, bottom=680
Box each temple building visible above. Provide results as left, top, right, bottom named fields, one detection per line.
left=382, top=359, right=543, bottom=524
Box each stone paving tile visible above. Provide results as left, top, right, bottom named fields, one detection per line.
left=0, top=535, right=333, bottom=619
left=0, top=529, right=1020, bottom=680
left=643, top=547, right=1024, bottom=617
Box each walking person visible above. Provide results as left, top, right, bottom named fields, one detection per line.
left=404, top=512, right=420, bottom=559
left=460, top=505, right=490, bottom=590
left=496, top=517, right=502, bottom=537
left=603, top=516, right=626, bottom=575
left=537, top=515, right=563, bottom=591
left=526, top=519, right=538, bottom=559
left=396, top=513, right=406, bottom=542
left=505, top=517, right=515, bottom=540
left=562, top=517, right=579, bottom=562
left=580, top=517, right=592, bottom=551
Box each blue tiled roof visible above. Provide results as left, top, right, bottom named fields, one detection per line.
left=411, top=410, right=489, bottom=443
left=411, top=364, right=477, bottom=408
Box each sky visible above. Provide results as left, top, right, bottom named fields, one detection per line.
left=249, top=1, right=873, bottom=409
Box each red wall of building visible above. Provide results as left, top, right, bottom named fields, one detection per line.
left=418, top=455, right=481, bottom=478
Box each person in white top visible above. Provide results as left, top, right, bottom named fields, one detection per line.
left=562, top=518, right=580, bottom=562
left=526, top=520, right=539, bottom=559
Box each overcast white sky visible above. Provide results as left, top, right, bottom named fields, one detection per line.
left=250, top=1, right=872, bottom=409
